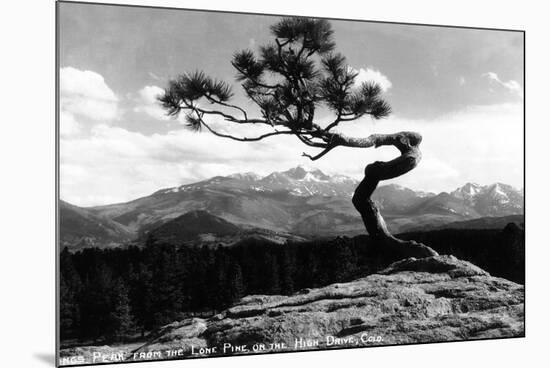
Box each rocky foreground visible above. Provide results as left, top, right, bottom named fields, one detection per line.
left=59, top=255, right=524, bottom=365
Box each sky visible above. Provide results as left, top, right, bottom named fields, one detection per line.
left=58, top=2, right=524, bottom=207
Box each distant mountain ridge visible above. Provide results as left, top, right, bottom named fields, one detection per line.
left=146, top=210, right=306, bottom=247
left=59, top=166, right=524, bottom=249
left=59, top=200, right=133, bottom=249
left=154, top=165, right=358, bottom=198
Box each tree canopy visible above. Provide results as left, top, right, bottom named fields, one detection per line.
left=159, top=17, right=391, bottom=160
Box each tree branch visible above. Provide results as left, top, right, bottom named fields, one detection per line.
left=191, top=105, right=272, bottom=126
left=204, top=93, right=249, bottom=120
left=302, top=144, right=337, bottom=161
left=232, top=63, right=282, bottom=90
left=301, top=131, right=423, bottom=161
left=294, top=132, right=328, bottom=148
left=200, top=119, right=294, bottom=142
left=325, top=115, right=342, bottom=131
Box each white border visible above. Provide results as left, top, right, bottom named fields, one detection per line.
left=2, top=1, right=548, bottom=367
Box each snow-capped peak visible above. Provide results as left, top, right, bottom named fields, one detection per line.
left=301, top=172, right=330, bottom=182
left=451, top=182, right=482, bottom=199
left=281, top=166, right=330, bottom=181
left=487, top=183, right=509, bottom=200
left=462, top=183, right=482, bottom=196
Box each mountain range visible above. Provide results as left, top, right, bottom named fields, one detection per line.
left=59, top=166, right=524, bottom=249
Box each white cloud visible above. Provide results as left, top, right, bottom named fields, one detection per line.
left=59, top=111, right=81, bottom=137
left=60, top=100, right=523, bottom=206
left=482, top=72, right=523, bottom=97
left=60, top=67, right=120, bottom=122
left=349, top=66, right=393, bottom=92
left=60, top=121, right=305, bottom=206
left=133, top=85, right=170, bottom=121
left=330, top=103, right=523, bottom=193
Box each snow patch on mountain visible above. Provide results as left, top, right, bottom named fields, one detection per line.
left=301, top=172, right=324, bottom=182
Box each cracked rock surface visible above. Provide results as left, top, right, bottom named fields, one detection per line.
left=136, top=255, right=524, bottom=354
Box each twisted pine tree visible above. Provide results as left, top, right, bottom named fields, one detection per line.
left=159, top=17, right=437, bottom=258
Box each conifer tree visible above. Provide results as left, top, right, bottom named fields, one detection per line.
left=59, top=247, right=82, bottom=339
left=160, top=17, right=437, bottom=258
left=229, top=263, right=245, bottom=302
left=109, top=278, right=135, bottom=341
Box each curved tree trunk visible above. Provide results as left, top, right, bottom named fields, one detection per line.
left=336, top=131, right=438, bottom=258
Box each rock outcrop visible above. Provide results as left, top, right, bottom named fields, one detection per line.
left=59, top=255, right=523, bottom=365
left=135, top=255, right=524, bottom=357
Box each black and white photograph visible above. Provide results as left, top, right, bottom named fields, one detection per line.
left=55, top=1, right=526, bottom=366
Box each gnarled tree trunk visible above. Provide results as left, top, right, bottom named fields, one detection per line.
left=335, top=131, right=438, bottom=258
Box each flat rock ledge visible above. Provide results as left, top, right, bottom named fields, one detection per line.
left=60, top=255, right=524, bottom=364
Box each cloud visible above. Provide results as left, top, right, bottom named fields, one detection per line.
left=60, top=122, right=306, bottom=206
left=349, top=66, right=393, bottom=92
left=331, top=103, right=523, bottom=192
left=60, top=111, right=81, bottom=137
left=59, top=67, right=120, bottom=139
left=60, top=100, right=523, bottom=206
left=133, top=85, right=170, bottom=121
left=60, top=67, right=120, bottom=121
left=458, top=76, right=466, bottom=86
left=482, top=72, right=523, bottom=97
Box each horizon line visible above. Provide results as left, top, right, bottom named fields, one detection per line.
left=60, top=164, right=524, bottom=208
